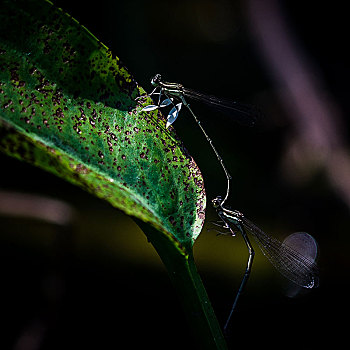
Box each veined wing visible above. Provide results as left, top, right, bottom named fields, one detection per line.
left=241, top=216, right=319, bottom=288
left=182, top=87, right=259, bottom=127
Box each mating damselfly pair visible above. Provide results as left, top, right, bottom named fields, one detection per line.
left=137, top=74, right=319, bottom=332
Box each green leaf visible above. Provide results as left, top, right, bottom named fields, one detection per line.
left=0, top=1, right=227, bottom=348
left=0, top=0, right=205, bottom=247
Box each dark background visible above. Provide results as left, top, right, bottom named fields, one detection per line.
left=1, top=0, right=349, bottom=349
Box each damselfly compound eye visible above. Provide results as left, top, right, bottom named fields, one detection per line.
left=151, top=74, right=162, bottom=86
left=212, top=196, right=223, bottom=208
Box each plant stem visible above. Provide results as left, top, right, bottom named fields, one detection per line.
left=137, top=220, right=228, bottom=350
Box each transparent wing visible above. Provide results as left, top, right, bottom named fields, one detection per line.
left=159, top=98, right=173, bottom=107
left=242, top=217, right=319, bottom=288
left=166, top=103, right=182, bottom=128
left=141, top=104, right=159, bottom=112
left=182, top=87, right=259, bottom=127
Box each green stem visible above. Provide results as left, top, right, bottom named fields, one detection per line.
left=137, top=220, right=228, bottom=350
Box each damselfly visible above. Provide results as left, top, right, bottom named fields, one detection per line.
left=212, top=196, right=319, bottom=331
left=139, top=74, right=319, bottom=332
left=138, top=74, right=258, bottom=204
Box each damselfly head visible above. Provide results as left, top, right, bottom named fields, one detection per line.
left=151, top=74, right=162, bottom=86
left=212, top=196, right=223, bottom=208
